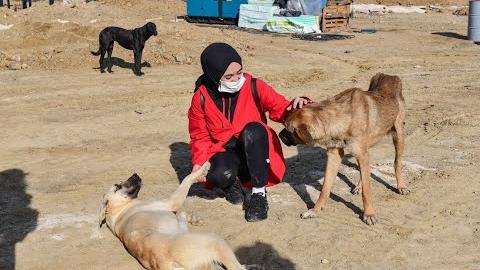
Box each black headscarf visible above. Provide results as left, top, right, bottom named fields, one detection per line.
left=195, top=42, right=242, bottom=93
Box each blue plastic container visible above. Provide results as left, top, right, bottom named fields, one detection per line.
left=468, top=0, right=480, bottom=41
left=186, top=0, right=248, bottom=20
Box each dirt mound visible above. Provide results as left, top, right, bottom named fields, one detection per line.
left=453, top=6, right=468, bottom=15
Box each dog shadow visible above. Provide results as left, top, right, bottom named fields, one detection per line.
left=341, top=159, right=398, bottom=193
left=93, top=57, right=152, bottom=73
left=235, top=241, right=297, bottom=270
left=169, top=142, right=222, bottom=200
left=0, top=169, right=38, bottom=270
left=109, top=57, right=152, bottom=70
left=431, top=32, right=468, bottom=40
left=284, top=145, right=396, bottom=217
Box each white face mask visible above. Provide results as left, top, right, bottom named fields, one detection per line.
left=218, top=75, right=246, bottom=94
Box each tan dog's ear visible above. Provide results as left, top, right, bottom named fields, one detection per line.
left=99, top=196, right=108, bottom=228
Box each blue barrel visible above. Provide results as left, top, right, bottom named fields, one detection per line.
left=468, top=0, right=480, bottom=41
left=186, top=0, right=248, bottom=19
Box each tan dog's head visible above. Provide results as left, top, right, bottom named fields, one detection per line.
left=280, top=105, right=324, bottom=147
left=99, top=173, right=142, bottom=228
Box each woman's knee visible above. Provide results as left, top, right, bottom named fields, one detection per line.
left=207, top=154, right=237, bottom=189
left=241, top=122, right=267, bottom=143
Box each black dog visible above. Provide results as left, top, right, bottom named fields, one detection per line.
left=91, top=22, right=157, bottom=76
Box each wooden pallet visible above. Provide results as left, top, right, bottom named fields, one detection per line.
left=326, top=0, right=352, bottom=6
left=322, top=18, right=349, bottom=32
left=321, top=4, right=351, bottom=32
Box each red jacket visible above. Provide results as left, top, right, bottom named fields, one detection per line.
left=188, top=73, right=290, bottom=187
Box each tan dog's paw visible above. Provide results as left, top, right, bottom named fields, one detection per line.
left=200, top=161, right=211, bottom=176
left=300, top=209, right=318, bottom=219
left=351, top=185, right=362, bottom=195
left=362, top=214, right=377, bottom=225
left=187, top=213, right=204, bottom=226
left=397, top=187, right=410, bottom=195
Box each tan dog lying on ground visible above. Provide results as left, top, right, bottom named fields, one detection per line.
left=99, top=162, right=245, bottom=270
left=279, top=73, right=409, bottom=225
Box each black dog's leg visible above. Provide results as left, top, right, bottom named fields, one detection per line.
left=107, top=44, right=114, bottom=73
left=133, top=49, right=144, bottom=76
left=99, top=49, right=106, bottom=73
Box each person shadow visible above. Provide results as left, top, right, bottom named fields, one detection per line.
left=236, top=241, right=297, bottom=270
left=169, top=142, right=222, bottom=199
left=0, top=169, right=38, bottom=270
left=283, top=145, right=397, bottom=218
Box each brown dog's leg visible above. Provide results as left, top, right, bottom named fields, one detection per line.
left=301, top=148, right=343, bottom=219
left=351, top=160, right=362, bottom=195
left=356, top=149, right=377, bottom=225
left=392, top=114, right=410, bottom=195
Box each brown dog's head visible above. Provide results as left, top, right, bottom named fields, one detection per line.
left=280, top=106, right=324, bottom=147
left=99, top=173, right=142, bottom=227
left=145, top=22, right=158, bottom=36
left=368, top=73, right=402, bottom=95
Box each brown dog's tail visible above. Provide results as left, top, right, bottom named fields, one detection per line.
left=368, top=73, right=402, bottom=97
left=90, top=49, right=101, bottom=56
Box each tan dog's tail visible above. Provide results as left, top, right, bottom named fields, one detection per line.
left=368, top=73, right=402, bottom=98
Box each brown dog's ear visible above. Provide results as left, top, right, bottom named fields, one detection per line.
left=368, top=73, right=384, bottom=91
left=295, top=124, right=316, bottom=144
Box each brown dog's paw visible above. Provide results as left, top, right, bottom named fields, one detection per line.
left=300, top=209, right=318, bottom=219
left=351, top=185, right=362, bottom=195
left=362, top=214, right=377, bottom=225
left=397, top=187, right=410, bottom=195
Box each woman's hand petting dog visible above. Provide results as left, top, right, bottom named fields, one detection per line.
left=286, top=96, right=313, bottom=111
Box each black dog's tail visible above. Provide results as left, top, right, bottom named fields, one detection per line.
left=90, top=49, right=101, bottom=56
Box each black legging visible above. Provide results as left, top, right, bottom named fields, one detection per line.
left=207, top=122, right=269, bottom=189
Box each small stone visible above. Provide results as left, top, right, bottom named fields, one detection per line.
left=414, top=65, right=422, bottom=69
left=174, top=52, right=188, bottom=63
left=321, top=259, right=329, bottom=264
left=51, top=234, right=64, bottom=241
left=63, top=0, right=77, bottom=8
left=7, top=55, right=20, bottom=62
left=21, top=63, right=28, bottom=69
left=8, top=61, right=22, bottom=70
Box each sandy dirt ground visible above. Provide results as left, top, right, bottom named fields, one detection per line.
left=1, top=0, right=479, bottom=269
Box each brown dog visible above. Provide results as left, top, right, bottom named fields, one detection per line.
left=279, top=73, right=409, bottom=225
